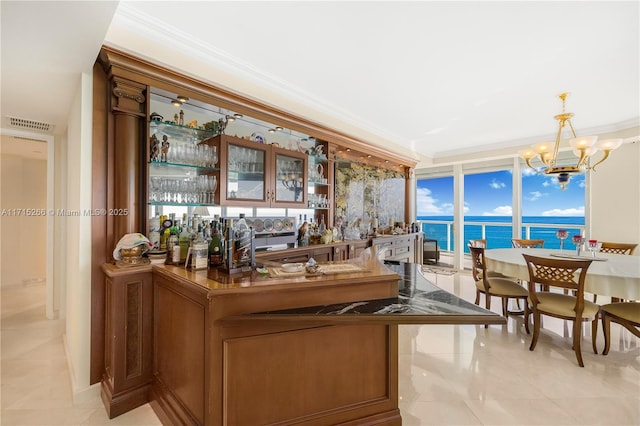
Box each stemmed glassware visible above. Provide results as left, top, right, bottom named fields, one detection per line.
left=555, top=229, right=568, bottom=253
left=572, top=235, right=585, bottom=256
left=587, top=239, right=602, bottom=259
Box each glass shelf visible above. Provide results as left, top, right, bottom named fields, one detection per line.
left=150, top=120, right=216, bottom=142
left=148, top=202, right=218, bottom=207
left=149, top=161, right=219, bottom=172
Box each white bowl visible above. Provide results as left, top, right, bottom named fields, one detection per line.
left=281, top=263, right=303, bottom=273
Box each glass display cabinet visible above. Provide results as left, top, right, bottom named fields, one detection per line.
left=147, top=120, right=220, bottom=218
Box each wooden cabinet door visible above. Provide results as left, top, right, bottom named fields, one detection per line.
left=309, top=245, right=332, bottom=262
left=332, top=243, right=348, bottom=261
left=220, top=137, right=271, bottom=207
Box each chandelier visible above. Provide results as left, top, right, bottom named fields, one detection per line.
left=518, top=93, right=622, bottom=190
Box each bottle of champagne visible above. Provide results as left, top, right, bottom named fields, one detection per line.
left=209, top=220, right=223, bottom=267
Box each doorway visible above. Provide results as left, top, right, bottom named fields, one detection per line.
left=0, top=129, right=56, bottom=318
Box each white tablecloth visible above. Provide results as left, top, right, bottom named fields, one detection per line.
left=484, top=248, right=640, bottom=300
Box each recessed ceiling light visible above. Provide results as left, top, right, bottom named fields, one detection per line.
left=275, top=126, right=283, bottom=131
left=177, top=95, right=189, bottom=103
left=268, top=128, right=276, bottom=133
left=171, top=99, right=181, bottom=106
left=234, top=113, right=243, bottom=119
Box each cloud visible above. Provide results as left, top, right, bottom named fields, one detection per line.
left=522, top=168, right=538, bottom=177
left=417, top=187, right=444, bottom=214
left=440, top=202, right=469, bottom=214
left=489, top=179, right=506, bottom=189
left=541, top=206, right=585, bottom=216
left=526, top=191, right=546, bottom=201
left=483, top=205, right=513, bottom=216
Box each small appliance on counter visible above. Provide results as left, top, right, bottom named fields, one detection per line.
left=245, top=216, right=297, bottom=251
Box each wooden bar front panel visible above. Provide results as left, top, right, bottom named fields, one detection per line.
left=222, top=324, right=393, bottom=425
left=151, top=267, right=401, bottom=425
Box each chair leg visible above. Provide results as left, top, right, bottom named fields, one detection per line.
left=573, top=320, right=584, bottom=367
left=501, top=297, right=508, bottom=317
left=474, top=290, right=480, bottom=306
left=484, top=294, right=491, bottom=328
left=591, top=318, right=598, bottom=355
left=530, top=312, right=540, bottom=351
left=523, top=302, right=530, bottom=335
left=602, top=314, right=611, bottom=355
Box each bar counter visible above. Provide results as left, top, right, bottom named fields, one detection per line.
left=103, top=252, right=503, bottom=425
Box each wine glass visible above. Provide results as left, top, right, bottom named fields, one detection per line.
left=572, top=235, right=585, bottom=256
left=555, top=229, right=568, bottom=253
left=587, top=239, right=602, bottom=259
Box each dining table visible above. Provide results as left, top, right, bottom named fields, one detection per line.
left=484, top=248, right=640, bottom=300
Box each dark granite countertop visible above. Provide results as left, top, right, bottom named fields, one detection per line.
left=223, top=261, right=505, bottom=326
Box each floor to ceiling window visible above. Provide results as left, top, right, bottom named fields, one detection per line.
left=463, top=170, right=513, bottom=251
left=416, top=157, right=586, bottom=257
left=521, top=167, right=586, bottom=248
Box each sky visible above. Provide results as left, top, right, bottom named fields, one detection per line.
left=417, top=169, right=585, bottom=217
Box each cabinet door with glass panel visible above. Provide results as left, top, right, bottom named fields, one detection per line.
left=220, top=137, right=308, bottom=208
left=272, top=145, right=308, bottom=208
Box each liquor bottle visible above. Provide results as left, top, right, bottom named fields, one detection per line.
left=224, top=218, right=234, bottom=269
left=178, top=222, right=190, bottom=264
left=233, top=214, right=251, bottom=265
left=318, top=214, right=326, bottom=234
left=166, top=225, right=179, bottom=265
left=209, top=220, right=223, bottom=267
left=149, top=215, right=160, bottom=250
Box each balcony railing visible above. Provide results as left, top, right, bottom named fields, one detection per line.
left=420, top=219, right=585, bottom=253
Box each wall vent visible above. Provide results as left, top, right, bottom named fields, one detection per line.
left=8, top=116, right=52, bottom=132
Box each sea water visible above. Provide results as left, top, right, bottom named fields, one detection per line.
left=419, top=216, right=585, bottom=253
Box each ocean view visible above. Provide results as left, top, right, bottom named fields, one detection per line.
left=418, top=216, right=585, bottom=253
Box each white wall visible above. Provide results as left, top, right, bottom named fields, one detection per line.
left=0, top=154, right=47, bottom=287
left=590, top=141, right=640, bottom=252
left=63, top=72, right=94, bottom=399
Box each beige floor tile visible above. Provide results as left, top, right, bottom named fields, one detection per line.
left=2, top=267, right=639, bottom=425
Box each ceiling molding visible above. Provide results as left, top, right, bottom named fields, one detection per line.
left=109, top=3, right=402, bottom=145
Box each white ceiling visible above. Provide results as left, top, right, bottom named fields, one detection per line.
left=1, top=1, right=639, bottom=162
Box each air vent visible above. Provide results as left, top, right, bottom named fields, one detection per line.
left=8, top=116, right=52, bottom=132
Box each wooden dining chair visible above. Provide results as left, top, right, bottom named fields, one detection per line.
left=469, top=246, right=530, bottom=331
left=594, top=242, right=637, bottom=302
left=600, top=242, right=637, bottom=256
left=600, top=302, right=640, bottom=355
left=523, top=254, right=599, bottom=367
left=512, top=239, right=545, bottom=248
left=469, top=239, right=487, bottom=248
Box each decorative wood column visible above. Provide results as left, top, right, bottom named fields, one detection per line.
left=110, top=77, right=146, bottom=240
left=101, top=264, right=153, bottom=418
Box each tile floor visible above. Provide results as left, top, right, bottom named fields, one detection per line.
left=1, top=268, right=639, bottom=425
